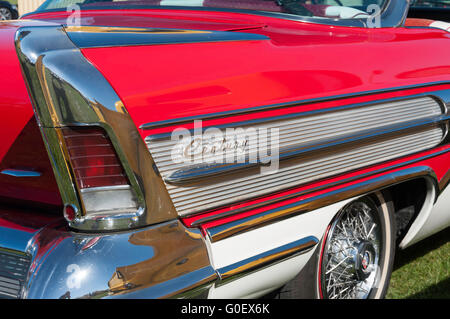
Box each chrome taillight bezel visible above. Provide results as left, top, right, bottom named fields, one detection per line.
left=15, top=24, right=178, bottom=231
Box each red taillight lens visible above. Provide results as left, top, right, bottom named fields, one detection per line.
left=60, top=126, right=138, bottom=218
left=61, top=127, right=129, bottom=189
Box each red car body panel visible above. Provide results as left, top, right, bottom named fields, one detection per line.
left=0, top=21, right=62, bottom=208
left=0, top=23, right=34, bottom=163
left=2, top=9, right=450, bottom=221
left=64, top=12, right=450, bottom=136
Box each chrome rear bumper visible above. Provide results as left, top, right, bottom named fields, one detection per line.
left=0, top=218, right=216, bottom=299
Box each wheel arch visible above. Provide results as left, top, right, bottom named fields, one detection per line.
left=378, top=173, right=438, bottom=249
left=262, top=166, right=439, bottom=299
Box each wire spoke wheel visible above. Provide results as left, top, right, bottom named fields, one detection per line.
left=0, top=7, right=12, bottom=20
left=319, top=193, right=395, bottom=299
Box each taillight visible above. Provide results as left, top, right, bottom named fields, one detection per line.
left=61, top=127, right=138, bottom=217
left=62, top=127, right=129, bottom=189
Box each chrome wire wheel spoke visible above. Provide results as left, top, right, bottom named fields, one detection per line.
left=321, top=197, right=382, bottom=299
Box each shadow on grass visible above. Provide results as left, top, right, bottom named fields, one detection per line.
left=394, top=227, right=450, bottom=271
left=406, top=277, right=450, bottom=299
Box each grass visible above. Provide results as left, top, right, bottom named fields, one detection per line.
left=387, top=227, right=450, bottom=299
left=5, top=0, right=17, bottom=5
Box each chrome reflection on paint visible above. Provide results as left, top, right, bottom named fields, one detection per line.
left=65, top=25, right=269, bottom=48
left=0, top=169, right=41, bottom=177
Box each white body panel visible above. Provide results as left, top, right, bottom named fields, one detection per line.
left=208, top=252, right=314, bottom=299
left=401, top=181, right=450, bottom=248
left=207, top=198, right=354, bottom=298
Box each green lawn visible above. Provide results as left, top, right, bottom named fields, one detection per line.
left=387, top=227, right=450, bottom=299
left=5, top=0, right=17, bottom=5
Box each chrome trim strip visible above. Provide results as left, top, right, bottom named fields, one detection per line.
left=206, top=165, right=439, bottom=242
left=15, top=24, right=178, bottom=231
left=0, top=169, right=41, bottom=177
left=165, top=114, right=450, bottom=184
left=65, top=26, right=269, bottom=49
left=32, top=0, right=409, bottom=28
left=438, top=169, right=450, bottom=192
left=0, top=247, right=28, bottom=257
left=142, top=87, right=450, bottom=133
left=216, top=236, right=318, bottom=284
left=192, top=149, right=449, bottom=228
left=80, top=185, right=132, bottom=193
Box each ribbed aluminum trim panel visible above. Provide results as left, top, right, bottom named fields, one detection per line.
left=170, top=128, right=443, bottom=214
left=0, top=250, right=30, bottom=299
left=149, top=97, right=441, bottom=162
left=146, top=97, right=444, bottom=215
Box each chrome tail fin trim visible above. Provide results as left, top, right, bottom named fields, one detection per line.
left=15, top=24, right=177, bottom=231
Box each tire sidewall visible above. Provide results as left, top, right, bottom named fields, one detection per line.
left=368, top=191, right=396, bottom=299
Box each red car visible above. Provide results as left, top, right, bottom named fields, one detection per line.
left=0, top=0, right=449, bottom=299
